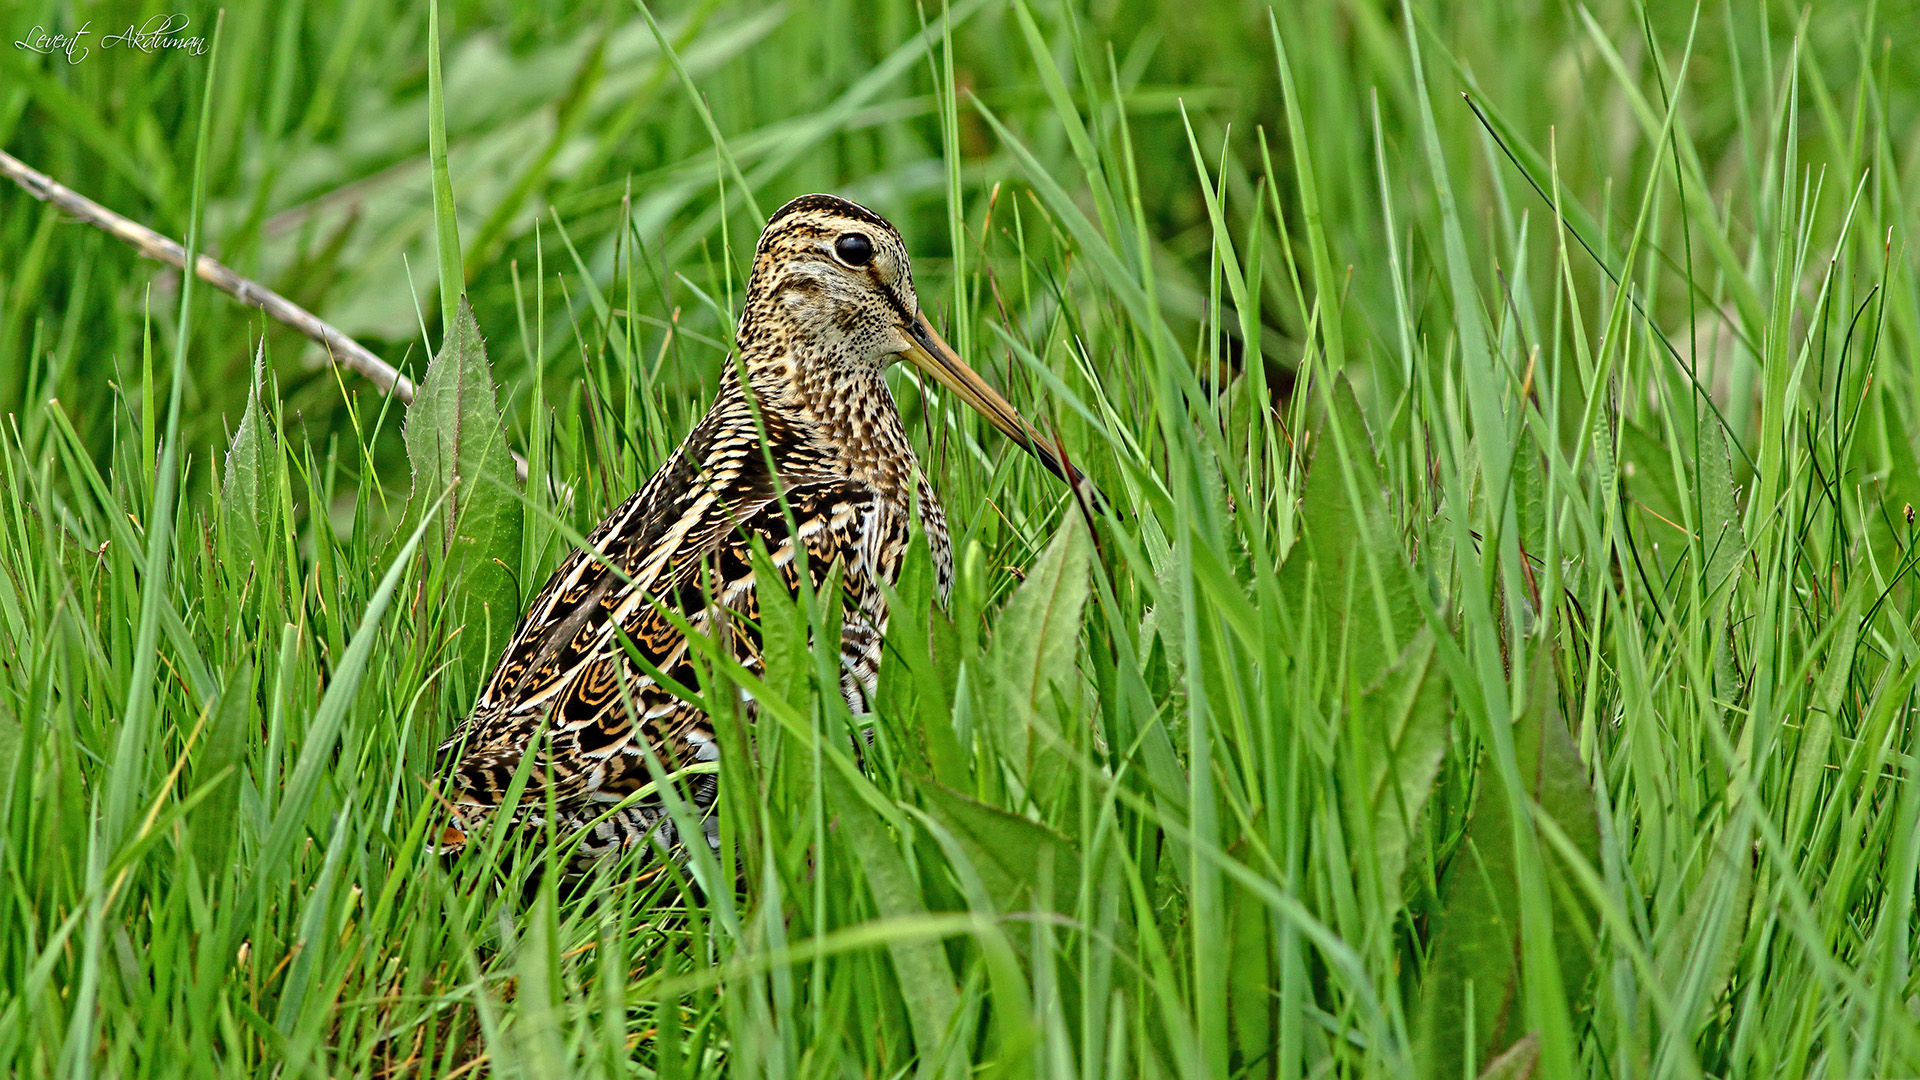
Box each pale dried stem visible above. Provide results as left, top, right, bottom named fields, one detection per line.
left=1, top=147, right=415, bottom=401
left=1, top=148, right=533, bottom=481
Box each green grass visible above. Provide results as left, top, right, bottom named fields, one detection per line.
left=3, top=0, right=1920, bottom=1076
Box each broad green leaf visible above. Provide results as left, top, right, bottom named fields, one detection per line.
left=1514, top=436, right=1546, bottom=558
left=1654, top=817, right=1753, bottom=1037
left=190, top=658, right=255, bottom=874
left=403, top=297, right=525, bottom=690
left=981, top=511, right=1091, bottom=797
left=1414, top=649, right=1599, bottom=1080
left=1277, top=376, right=1420, bottom=692
left=917, top=781, right=1079, bottom=914
left=219, top=342, right=278, bottom=565
left=1227, top=868, right=1273, bottom=1065
left=1523, top=656, right=1602, bottom=1020
left=1619, top=418, right=1684, bottom=535
left=1359, top=628, right=1452, bottom=898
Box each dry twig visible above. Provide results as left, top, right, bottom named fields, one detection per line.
left=1, top=148, right=536, bottom=481
left=1, top=147, right=416, bottom=402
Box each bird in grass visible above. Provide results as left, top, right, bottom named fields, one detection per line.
left=435, top=194, right=1081, bottom=866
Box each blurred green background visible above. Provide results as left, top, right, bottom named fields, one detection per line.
left=8, top=0, right=1912, bottom=469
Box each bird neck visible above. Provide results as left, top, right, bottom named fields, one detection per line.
left=733, top=338, right=917, bottom=491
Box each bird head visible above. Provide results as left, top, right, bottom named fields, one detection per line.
left=742, top=193, right=1089, bottom=495
left=744, top=193, right=921, bottom=372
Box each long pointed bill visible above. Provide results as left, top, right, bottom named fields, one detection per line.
left=901, top=312, right=1089, bottom=495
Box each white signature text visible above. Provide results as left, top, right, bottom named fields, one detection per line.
left=14, top=15, right=209, bottom=65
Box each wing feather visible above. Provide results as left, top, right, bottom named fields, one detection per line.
left=437, top=391, right=904, bottom=856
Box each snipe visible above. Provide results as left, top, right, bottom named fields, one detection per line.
left=436, top=194, right=1079, bottom=865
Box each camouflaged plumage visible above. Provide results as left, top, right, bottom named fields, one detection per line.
left=436, top=194, right=954, bottom=865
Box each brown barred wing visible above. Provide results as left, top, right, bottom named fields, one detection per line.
left=437, top=476, right=901, bottom=860
left=575, top=477, right=901, bottom=800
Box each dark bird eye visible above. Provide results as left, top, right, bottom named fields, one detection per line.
left=835, top=232, right=874, bottom=267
